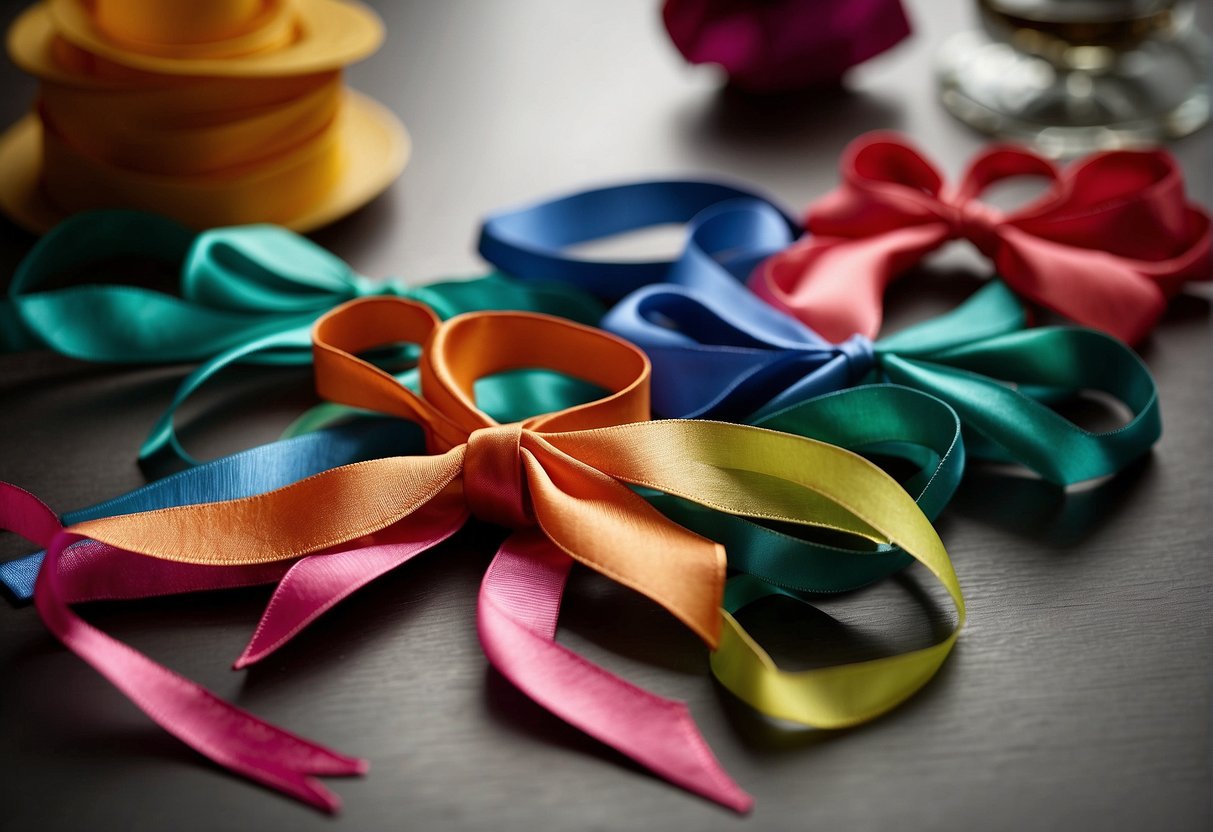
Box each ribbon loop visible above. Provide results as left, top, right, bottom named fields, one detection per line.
left=949, top=198, right=1002, bottom=255
left=836, top=332, right=878, bottom=385
left=16, top=295, right=967, bottom=814
left=184, top=222, right=366, bottom=313
left=465, top=424, right=531, bottom=528
left=478, top=179, right=798, bottom=301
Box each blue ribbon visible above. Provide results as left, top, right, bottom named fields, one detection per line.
left=478, top=179, right=800, bottom=301
left=0, top=419, right=426, bottom=601
left=478, top=181, right=1161, bottom=486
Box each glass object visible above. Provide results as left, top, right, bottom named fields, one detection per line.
left=936, top=0, right=1210, bottom=157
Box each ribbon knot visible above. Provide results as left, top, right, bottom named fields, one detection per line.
left=350, top=274, right=411, bottom=299
left=835, top=332, right=877, bottom=385
left=750, top=130, right=1211, bottom=344
left=945, top=196, right=1003, bottom=257
left=464, top=424, right=531, bottom=528
left=15, top=295, right=964, bottom=815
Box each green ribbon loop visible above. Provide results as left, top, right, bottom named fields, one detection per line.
left=868, top=281, right=1160, bottom=485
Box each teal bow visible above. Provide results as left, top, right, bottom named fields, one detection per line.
left=608, top=278, right=1160, bottom=487
left=2, top=210, right=606, bottom=466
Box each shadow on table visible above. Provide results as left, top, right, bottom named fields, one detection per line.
left=951, top=453, right=1155, bottom=549
left=481, top=665, right=657, bottom=784
left=673, top=82, right=905, bottom=168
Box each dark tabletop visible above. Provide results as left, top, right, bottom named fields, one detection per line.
left=0, top=1, right=1210, bottom=831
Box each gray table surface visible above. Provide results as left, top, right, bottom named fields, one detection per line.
left=0, top=1, right=1209, bottom=830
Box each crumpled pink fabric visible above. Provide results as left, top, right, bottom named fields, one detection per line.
left=662, top=0, right=912, bottom=92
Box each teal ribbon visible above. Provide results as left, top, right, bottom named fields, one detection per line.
left=611, top=278, right=1160, bottom=487
left=2, top=210, right=606, bottom=466
left=869, top=283, right=1159, bottom=484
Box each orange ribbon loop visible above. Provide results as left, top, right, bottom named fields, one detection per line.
left=306, top=298, right=720, bottom=642
left=464, top=425, right=531, bottom=528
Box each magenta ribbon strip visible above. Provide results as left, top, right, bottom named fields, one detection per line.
left=4, top=477, right=751, bottom=812
left=479, top=528, right=753, bottom=811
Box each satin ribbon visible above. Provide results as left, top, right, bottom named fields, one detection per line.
left=295, top=181, right=801, bottom=441
left=476, top=180, right=1160, bottom=484
left=11, top=299, right=964, bottom=812
left=477, top=178, right=798, bottom=301
left=5, top=0, right=396, bottom=231
left=606, top=251, right=1160, bottom=486
left=750, top=131, right=1211, bottom=345
left=296, top=186, right=965, bottom=590
left=34, top=63, right=347, bottom=228
left=0, top=418, right=424, bottom=601
left=0, top=209, right=604, bottom=466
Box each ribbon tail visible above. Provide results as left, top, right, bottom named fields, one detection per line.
left=236, top=493, right=469, bottom=668
left=996, top=229, right=1168, bottom=344
left=0, top=484, right=365, bottom=813
left=477, top=529, right=752, bottom=813
left=1, top=419, right=426, bottom=604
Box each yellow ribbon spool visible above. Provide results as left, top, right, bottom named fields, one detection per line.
left=0, top=0, right=409, bottom=232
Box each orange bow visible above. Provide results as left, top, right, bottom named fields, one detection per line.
left=47, top=298, right=962, bottom=812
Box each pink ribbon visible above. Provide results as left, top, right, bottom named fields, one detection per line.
left=750, top=131, right=1212, bottom=345
left=4, top=475, right=750, bottom=812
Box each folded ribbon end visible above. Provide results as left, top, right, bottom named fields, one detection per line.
left=270, top=758, right=369, bottom=815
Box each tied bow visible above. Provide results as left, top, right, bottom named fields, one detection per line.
left=609, top=242, right=1160, bottom=485
left=0, top=210, right=603, bottom=465
left=472, top=174, right=1159, bottom=485
left=750, top=131, right=1212, bottom=345
left=9, top=299, right=963, bottom=812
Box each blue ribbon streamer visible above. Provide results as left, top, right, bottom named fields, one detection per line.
left=0, top=419, right=425, bottom=601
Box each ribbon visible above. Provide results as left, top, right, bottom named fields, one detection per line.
left=2, top=0, right=402, bottom=232
left=296, top=181, right=801, bottom=441
left=476, top=181, right=1160, bottom=485
left=477, top=178, right=798, bottom=301
left=750, top=131, right=1211, bottom=345
left=0, top=418, right=425, bottom=601
left=11, top=299, right=964, bottom=812
left=607, top=257, right=1161, bottom=486
left=305, top=188, right=965, bottom=597
left=1, top=209, right=605, bottom=465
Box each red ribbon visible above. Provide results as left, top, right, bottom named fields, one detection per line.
left=750, top=131, right=1211, bottom=345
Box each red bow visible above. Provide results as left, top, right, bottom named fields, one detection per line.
left=750, top=131, right=1211, bottom=345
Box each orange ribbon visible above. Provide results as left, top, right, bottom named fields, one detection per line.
left=55, top=298, right=962, bottom=811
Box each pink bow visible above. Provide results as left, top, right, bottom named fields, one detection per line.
left=750, top=131, right=1211, bottom=344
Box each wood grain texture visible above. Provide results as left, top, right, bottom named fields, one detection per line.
left=0, top=1, right=1209, bottom=830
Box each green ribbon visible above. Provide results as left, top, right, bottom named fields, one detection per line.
left=1, top=210, right=606, bottom=466
left=866, top=282, right=1160, bottom=485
